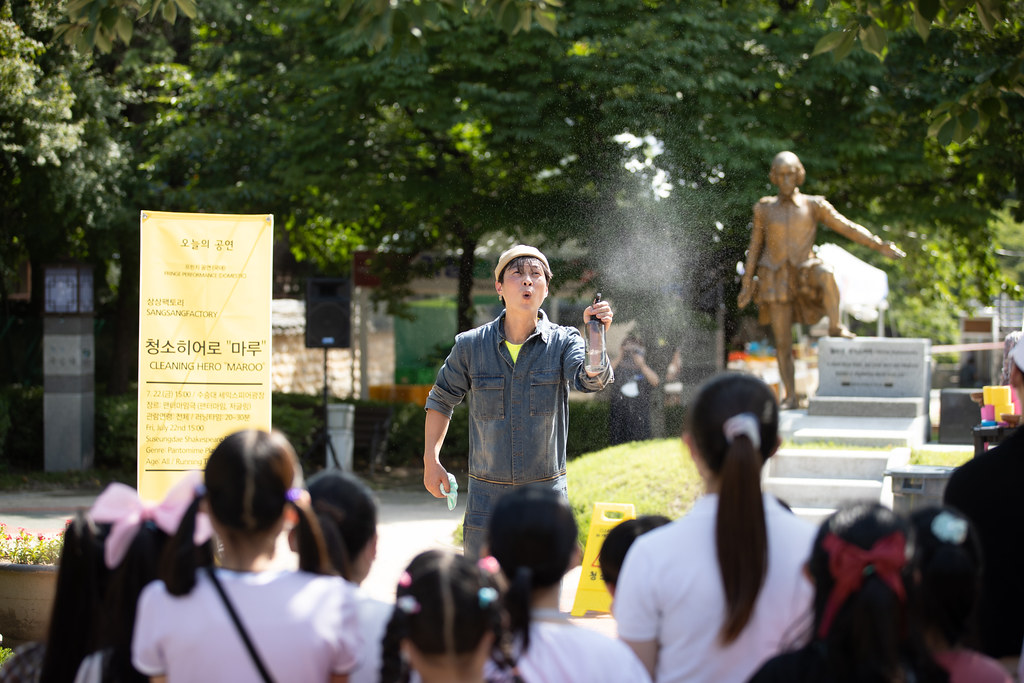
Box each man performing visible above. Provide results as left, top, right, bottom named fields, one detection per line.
left=422, top=245, right=614, bottom=559
left=737, top=150, right=905, bottom=409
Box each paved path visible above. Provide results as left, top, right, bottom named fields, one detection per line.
left=0, top=485, right=616, bottom=637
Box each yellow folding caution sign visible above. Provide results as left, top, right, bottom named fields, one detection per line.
left=571, top=502, right=635, bottom=617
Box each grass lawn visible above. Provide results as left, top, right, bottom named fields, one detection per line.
left=567, top=439, right=702, bottom=547
left=909, top=448, right=974, bottom=468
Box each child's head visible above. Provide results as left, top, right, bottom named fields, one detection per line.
left=685, top=372, right=779, bottom=472
left=808, top=503, right=919, bottom=680
left=908, top=505, right=983, bottom=649
left=598, top=515, right=671, bottom=596
left=203, top=429, right=301, bottom=534
left=488, top=484, right=577, bottom=591
left=162, top=429, right=330, bottom=594
left=487, top=485, right=576, bottom=654
left=380, top=549, right=506, bottom=683
left=685, top=372, right=778, bottom=644
left=307, top=469, right=379, bottom=583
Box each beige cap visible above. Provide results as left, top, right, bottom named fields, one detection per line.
left=494, top=245, right=550, bottom=282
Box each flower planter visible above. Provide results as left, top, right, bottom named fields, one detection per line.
left=0, top=563, right=58, bottom=646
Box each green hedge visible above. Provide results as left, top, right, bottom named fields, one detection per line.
left=95, top=393, right=138, bottom=470
left=1, top=385, right=43, bottom=470
left=0, top=387, right=680, bottom=475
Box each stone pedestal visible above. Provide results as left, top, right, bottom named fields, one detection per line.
left=811, top=337, right=932, bottom=443
left=326, top=403, right=354, bottom=471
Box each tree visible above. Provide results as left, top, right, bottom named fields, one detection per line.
left=38, top=0, right=1024, bottom=354
left=813, top=0, right=1023, bottom=147
left=1, top=1, right=130, bottom=383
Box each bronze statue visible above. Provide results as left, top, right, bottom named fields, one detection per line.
left=737, top=151, right=905, bottom=409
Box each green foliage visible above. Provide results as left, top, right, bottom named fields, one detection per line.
left=566, top=401, right=610, bottom=460
left=567, top=439, right=701, bottom=548
left=0, top=523, right=64, bottom=564
left=993, top=204, right=1024, bottom=294
left=0, top=394, right=10, bottom=464
left=385, top=402, right=469, bottom=471
left=0, top=647, right=13, bottom=667
left=0, top=386, right=43, bottom=470
left=270, top=393, right=322, bottom=460
left=55, top=0, right=198, bottom=53
left=95, top=393, right=138, bottom=470
left=664, top=403, right=687, bottom=439
left=384, top=398, right=612, bottom=469
left=6, top=0, right=1022, bottom=393
left=814, top=0, right=1023, bottom=143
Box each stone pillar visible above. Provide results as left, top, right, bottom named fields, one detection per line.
left=43, top=316, right=94, bottom=471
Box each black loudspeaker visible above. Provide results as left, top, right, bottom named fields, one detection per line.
left=305, top=278, right=351, bottom=348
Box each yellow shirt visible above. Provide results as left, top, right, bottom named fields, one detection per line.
left=505, top=341, right=523, bottom=363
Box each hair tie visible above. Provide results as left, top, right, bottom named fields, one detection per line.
left=478, top=586, right=499, bottom=608
left=478, top=555, right=501, bottom=575
left=723, top=412, right=761, bottom=450
left=396, top=595, right=421, bottom=614
left=90, top=470, right=212, bottom=569
left=285, top=487, right=304, bottom=503
left=398, top=571, right=413, bottom=588
left=818, top=531, right=907, bottom=638
left=931, top=510, right=969, bottom=545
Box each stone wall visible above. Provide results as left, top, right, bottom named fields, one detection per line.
left=271, top=298, right=395, bottom=398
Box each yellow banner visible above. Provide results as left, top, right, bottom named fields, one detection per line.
left=137, top=211, right=273, bottom=501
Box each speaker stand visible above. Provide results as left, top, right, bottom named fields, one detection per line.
left=305, top=348, right=340, bottom=469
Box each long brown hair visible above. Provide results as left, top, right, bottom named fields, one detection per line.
left=686, top=373, right=778, bottom=643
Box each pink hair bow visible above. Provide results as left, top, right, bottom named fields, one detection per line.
left=90, top=470, right=212, bottom=569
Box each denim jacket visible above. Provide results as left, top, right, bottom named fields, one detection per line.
left=425, top=310, right=613, bottom=485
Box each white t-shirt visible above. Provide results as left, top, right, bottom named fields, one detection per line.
left=133, top=568, right=361, bottom=682
left=350, top=586, right=393, bottom=683
left=487, top=619, right=652, bottom=683
left=615, top=494, right=815, bottom=683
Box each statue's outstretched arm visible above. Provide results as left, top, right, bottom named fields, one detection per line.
left=816, top=197, right=905, bottom=259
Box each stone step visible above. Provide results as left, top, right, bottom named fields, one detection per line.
left=767, top=448, right=897, bottom=481
left=807, top=396, right=925, bottom=418
left=764, top=476, right=883, bottom=509
left=779, top=411, right=929, bottom=448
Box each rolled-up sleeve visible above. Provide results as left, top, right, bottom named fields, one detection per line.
left=563, top=328, right=613, bottom=392
left=425, top=339, right=471, bottom=418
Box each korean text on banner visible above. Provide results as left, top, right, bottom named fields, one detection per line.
left=137, top=211, right=273, bottom=501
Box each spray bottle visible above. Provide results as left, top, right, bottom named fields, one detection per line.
left=584, top=292, right=608, bottom=373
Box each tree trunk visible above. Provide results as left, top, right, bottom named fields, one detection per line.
left=108, top=240, right=139, bottom=395
left=456, top=237, right=478, bottom=334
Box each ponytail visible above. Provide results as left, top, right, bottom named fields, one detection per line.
left=160, top=494, right=214, bottom=596
left=505, top=566, right=535, bottom=655
left=685, top=374, right=778, bottom=645
left=378, top=604, right=411, bottom=683
left=716, top=435, right=767, bottom=643
left=287, top=490, right=334, bottom=575
left=312, top=498, right=353, bottom=579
